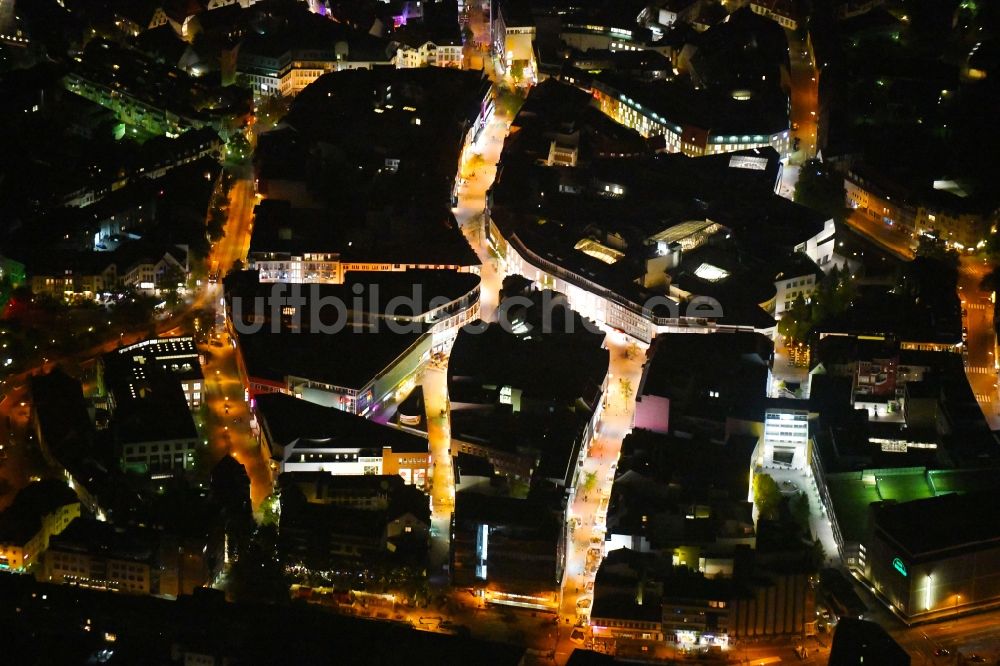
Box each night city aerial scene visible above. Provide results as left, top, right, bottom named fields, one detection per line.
left=0, top=0, right=998, bottom=663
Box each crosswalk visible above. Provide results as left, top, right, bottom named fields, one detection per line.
left=966, top=303, right=990, bottom=311
left=966, top=366, right=995, bottom=375
left=976, top=394, right=995, bottom=403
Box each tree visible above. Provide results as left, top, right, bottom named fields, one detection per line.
left=753, top=473, right=782, bottom=521
left=494, top=86, right=525, bottom=118
left=227, top=525, right=291, bottom=605
left=915, top=233, right=960, bottom=269
left=790, top=492, right=812, bottom=535
left=158, top=263, right=188, bottom=306
left=581, top=471, right=597, bottom=494
left=794, top=159, right=847, bottom=223
left=778, top=293, right=813, bottom=343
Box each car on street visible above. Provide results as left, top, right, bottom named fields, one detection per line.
left=576, top=598, right=591, bottom=609
left=570, top=628, right=586, bottom=644
left=933, top=648, right=951, bottom=656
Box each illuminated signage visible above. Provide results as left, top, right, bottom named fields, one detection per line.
left=893, top=557, right=908, bottom=577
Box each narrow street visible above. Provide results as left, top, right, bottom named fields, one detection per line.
left=556, top=331, right=645, bottom=662
left=958, top=256, right=999, bottom=429
left=787, top=29, right=818, bottom=164
left=422, top=365, right=455, bottom=580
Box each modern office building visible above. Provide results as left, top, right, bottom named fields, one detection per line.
left=224, top=268, right=481, bottom=349
left=234, top=322, right=432, bottom=416
left=101, top=337, right=202, bottom=476
left=865, top=490, right=1000, bottom=622
left=450, top=491, right=566, bottom=610
left=104, top=336, right=204, bottom=408
left=253, top=393, right=431, bottom=488
left=760, top=408, right=810, bottom=470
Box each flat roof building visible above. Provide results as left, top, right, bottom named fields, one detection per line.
left=253, top=393, right=431, bottom=489
left=865, top=490, right=1000, bottom=622
left=234, top=319, right=431, bottom=417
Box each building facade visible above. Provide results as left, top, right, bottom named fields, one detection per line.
left=591, top=80, right=792, bottom=158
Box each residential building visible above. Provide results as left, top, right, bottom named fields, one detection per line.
left=773, top=254, right=824, bottom=319
left=591, top=544, right=815, bottom=653
left=633, top=332, right=772, bottom=439
left=393, top=24, right=464, bottom=69
left=247, top=200, right=481, bottom=284
left=749, top=0, right=798, bottom=30
left=43, top=518, right=158, bottom=594
left=604, top=429, right=757, bottom=575
left=26, top=242, right=189, bottom=301
left=845, top=168, right=998, bottom=251
left=0, top=481, right=81, bottom=572
left=278, top=472, right=430, bottom=572
left=65, top=39, right=251, bottom=138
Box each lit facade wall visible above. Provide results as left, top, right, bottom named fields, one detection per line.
left=488, top=218, right=767, bottom=342
left=749, top=2, right=798, bottom=30
left=0, top=501, right=80, bottom=572
left=45, top=549, right=152, bottom=594
left=288, top=331, right=431, bottom=417
left=761, top=408, right=810, bottom=470
left=121, top=438, right=198, bottom=476
left=844, top=171, right=916, bottom=234
left=866, top=530, right=1000, bottom=621
left=914, top=205, right=992, bottom=251
left=278, top=444, right=430, bottom=490
left=252, top=256, right=477, bottom=284
left=775, top=272, right=817, bottom=318
left=591, top=84, right=790, bottom=158
left=396, top=42, right=464, bottom=69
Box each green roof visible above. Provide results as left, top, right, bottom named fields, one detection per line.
left=826, top=467, right=999, bottom=545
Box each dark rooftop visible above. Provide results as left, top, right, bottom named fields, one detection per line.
left=0, top=480, right=79, bottom=546
left=829, top=618, right=911, bottom=666
left=236, top=321, right=427, bottom=390
left=255, top=393, right=429, bottom=455
left=871, top=489, right=1000, bottom=560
